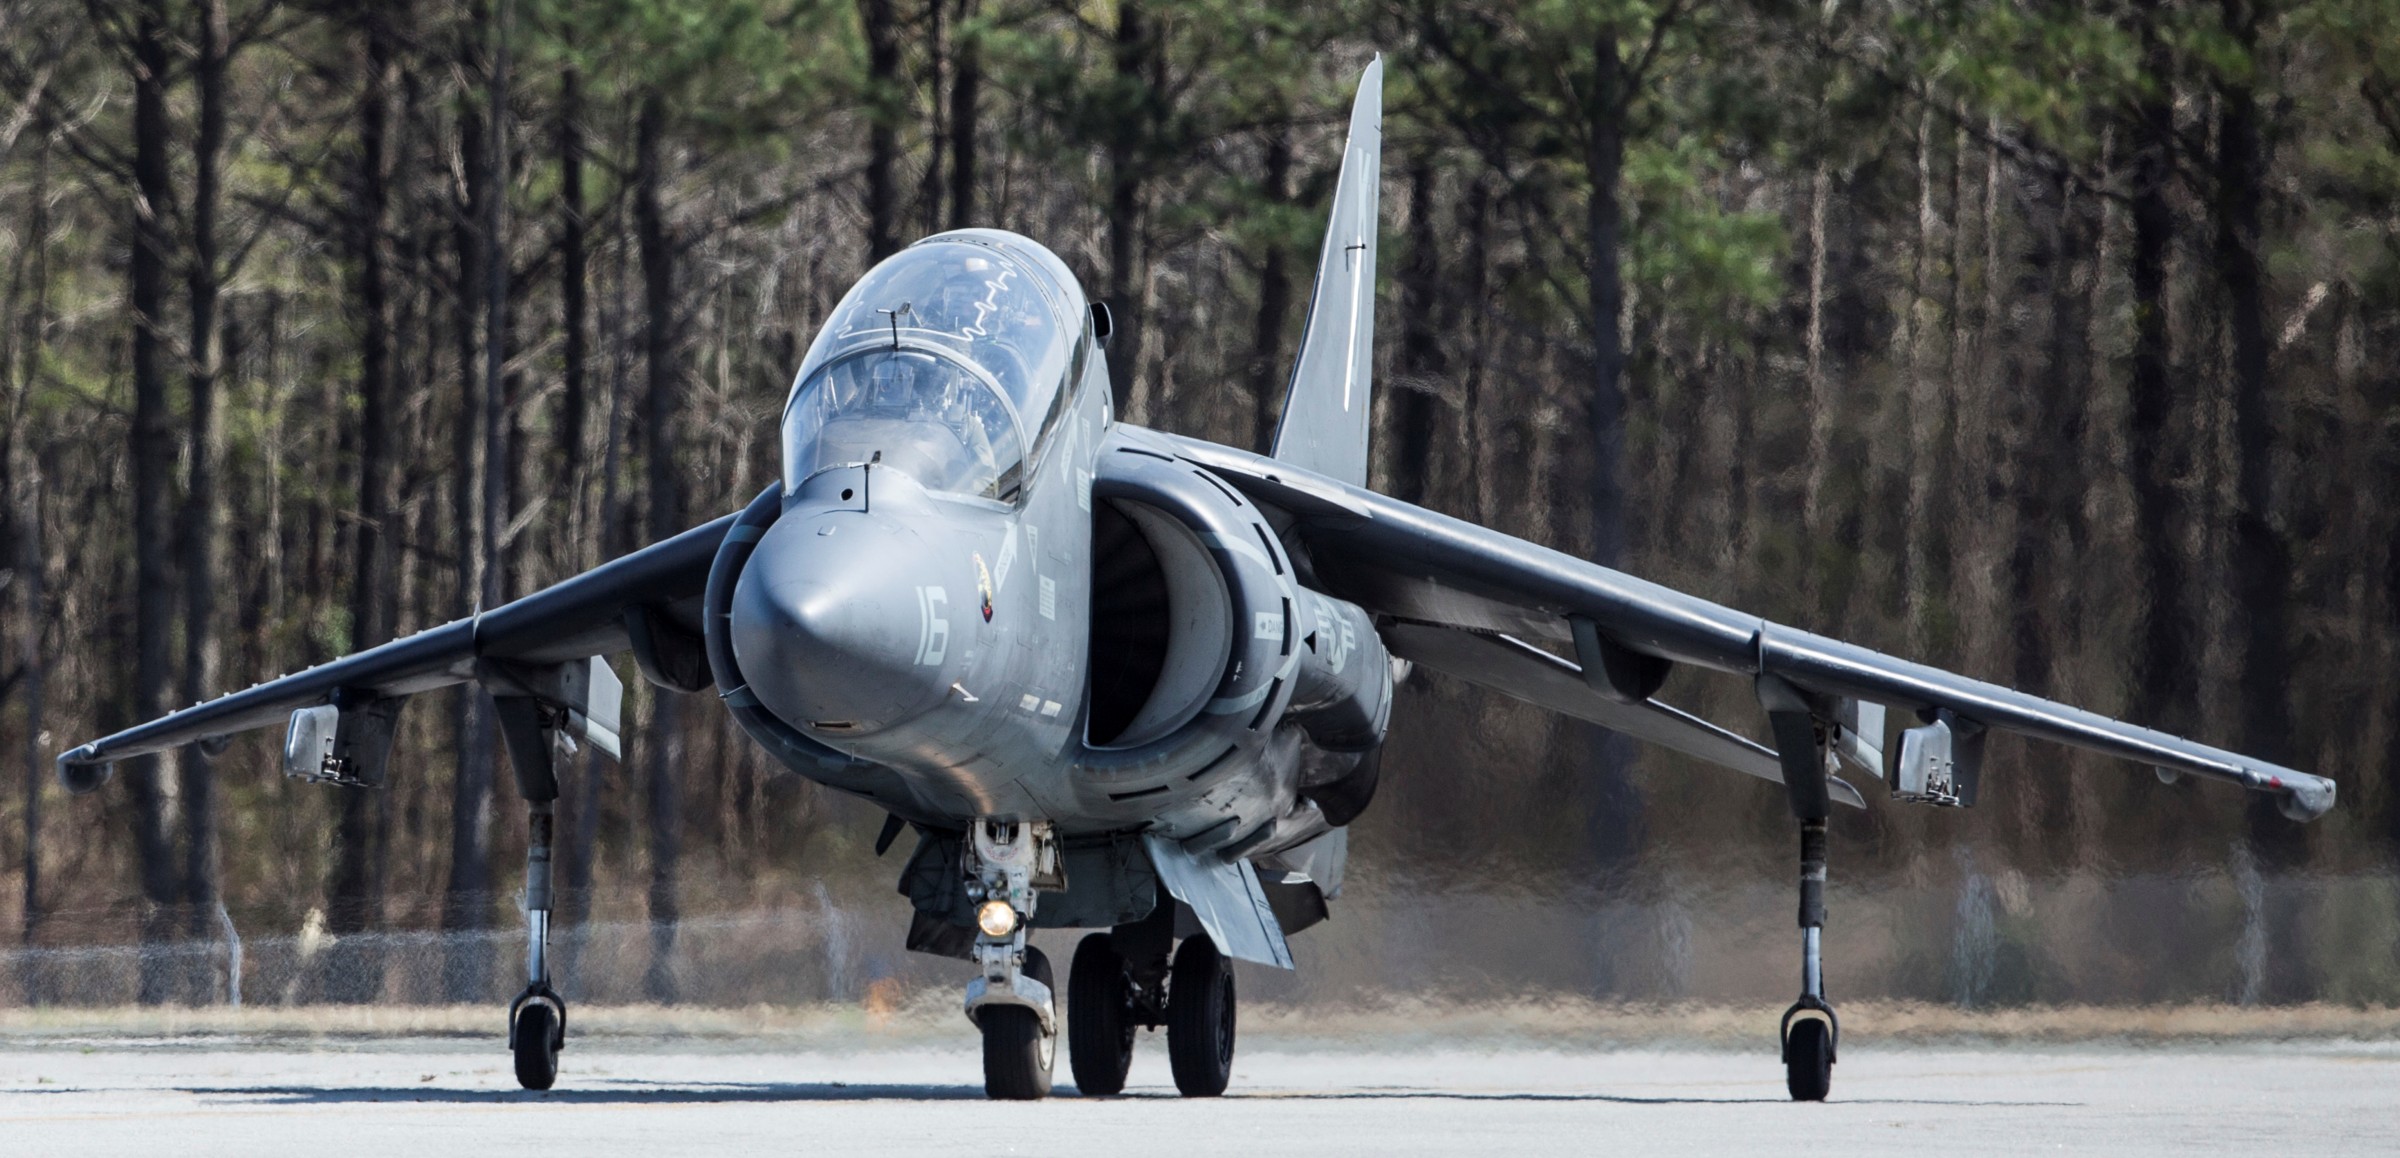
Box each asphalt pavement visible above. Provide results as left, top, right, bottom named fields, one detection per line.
left=0, top=1033, right=2389, bottom=1156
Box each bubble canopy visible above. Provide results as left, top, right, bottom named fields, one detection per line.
left=782, top=235, right=1081, bottom=501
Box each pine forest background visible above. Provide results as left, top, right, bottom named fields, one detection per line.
left=1, top=0, right=2398, bottom=1013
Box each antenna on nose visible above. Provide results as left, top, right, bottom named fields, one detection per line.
left=878, top=302, right=913, bottom=350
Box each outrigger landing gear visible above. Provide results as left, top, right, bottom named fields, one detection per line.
left=508, top=796, right=567, bottom=1091
left=1781, top=818, right=1836, bottom=1101
left=491, top=688, right=599, bottom=1093
left=1760, top=673, right=1838, bottom=1102
left=963, top=820, right=1064, bottom=1100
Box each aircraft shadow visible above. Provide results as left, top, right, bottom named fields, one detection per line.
left=177, top=1081, right=992, bottom=1104
left=165, top=1084, right=2081, bottom=1108
left=1211, top=1092, right=2082, bottom=1107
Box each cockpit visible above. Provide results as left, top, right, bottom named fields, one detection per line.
left=782, top=234, right=1083, bottom=502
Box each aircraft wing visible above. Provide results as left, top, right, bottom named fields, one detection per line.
left=54, top=512, right=733, bottom=791
left=1155, top=431, right=2336, bottom=822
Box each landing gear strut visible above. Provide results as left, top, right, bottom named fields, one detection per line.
left=963, top=820, right=1064, bottom=1100
left=492, top=690, right=584, bottom=1093
left=1780, top=818, right=1836, bottom=1101
left=508, top=797, right=566, bottom=1091
left=1761, top=673, right=1837, bottom=1102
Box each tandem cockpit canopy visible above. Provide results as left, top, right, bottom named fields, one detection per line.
left=782, top=231, right=1085, bottom=502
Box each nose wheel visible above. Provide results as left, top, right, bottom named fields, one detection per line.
left=980, top=946, right=1055, bottom=1100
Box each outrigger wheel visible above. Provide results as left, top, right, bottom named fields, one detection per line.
left=509, top=985, right=565, bottom=1091
left=1781, top=997, right=1836, bottom=1102
left=1166, top=934, right=1235, bottom=1097
left=982, top=946, right=1056, bottom=1100
left=1068, top=932, right=1137, bottom=1095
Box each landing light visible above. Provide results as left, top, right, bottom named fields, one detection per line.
left=976, top=899, right=1019, bottom=937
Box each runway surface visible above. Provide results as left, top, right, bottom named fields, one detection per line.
left=0, top=1033, right=2389, bottom=1156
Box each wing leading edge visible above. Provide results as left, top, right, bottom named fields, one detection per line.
left=54, top=512, right=734, bottom=791
left=1157, top=430, right=2336, bottom=822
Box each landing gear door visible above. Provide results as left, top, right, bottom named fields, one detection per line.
left=1142, top=833, right=1294, bottom=970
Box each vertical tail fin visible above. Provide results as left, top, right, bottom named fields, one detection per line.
left=1269, top=56, right=1382, bottom=488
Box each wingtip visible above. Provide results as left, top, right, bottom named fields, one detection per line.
left=2277, top=774, right=2336, bottom=823
left=55, top=748, right=113, bottom=794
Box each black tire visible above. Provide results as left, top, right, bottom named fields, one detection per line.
left=1068, top=933, right=1136, bottom=1096
left=982, top=946, right=1056, bottom=1100
left=1784, top=1016, right=1832, bottom=1102
left=513, top=1003, right=560, bottom=1091
left=1166, top=935, right=1235, bottom=1097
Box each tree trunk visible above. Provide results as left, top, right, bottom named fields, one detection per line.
left=946, top=0, right=979, bottom=231
left=177, top=0, right=232, bottom=1003
left=441, top=32, right=497, bottom=1003
left=551, top=65, right=594, bottom=977
left=1582, top=28, right=1628, bottom=568
left=481, top=0, right=511, bottom=608
left=1106, top=0, right=1149, bottom=415
left=2009, top=175, right=2092, bottom=700
left=16, top=467, right=42, bottom=980
left=558, top=65, right=588, bottom=527
left=859, top=0, right=900, bottom=261
left=918, top=0, right=945, bottom=234
left=2126, top=2, right=2190, bottom=731
left=1245, top=118, right=1291, bottom=454
left=13, top=139, right=50, bottom=992
left=327, top=9, right=396, bottom=1004
left=1800, top=163, right=1834, bottom=557
left=1392, top=152, right=1443, bottom=502
left=2214, top=5, right=2300, bottom=881
left=126, top=0, right=183, bottom=1006
left=1578, top=26, right=1642, bottom=886
left=636, top=90, right=684, bottom=1003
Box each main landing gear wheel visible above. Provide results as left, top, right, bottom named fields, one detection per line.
left=981, top=946, right=1056, bottom=1100
left=1783, top=1014, right=1832, bottom=1101
left=511, top=997, right=562, bottom=1091
left=1166, top=934, right=1235, bottom=1097
left=1068, top=932, right=1136, bottom=1096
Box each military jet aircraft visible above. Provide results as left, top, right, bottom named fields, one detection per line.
left=57, top=58, right=2335, bottom=1103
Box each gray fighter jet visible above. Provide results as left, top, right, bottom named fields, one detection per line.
left=57, top=58, right=2334, bottom=1102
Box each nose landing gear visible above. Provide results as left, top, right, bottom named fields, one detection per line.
left=962, top=820, right=1065, bottom=1100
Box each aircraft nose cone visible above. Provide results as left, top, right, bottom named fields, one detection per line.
left=729, top=510, right=954, bottom=735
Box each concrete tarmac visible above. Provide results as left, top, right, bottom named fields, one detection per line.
left=0, top=1034, right=2389, bottom=1156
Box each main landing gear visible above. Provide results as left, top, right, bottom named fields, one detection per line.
left=1063, top=899, right=1235, bottom=1098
